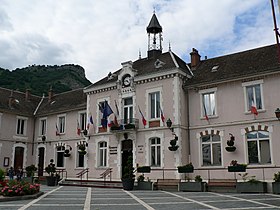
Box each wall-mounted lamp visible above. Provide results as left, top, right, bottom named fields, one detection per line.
left=166, top=118, right=179, bottom=151
left=275, top=108, right=280, bottom=120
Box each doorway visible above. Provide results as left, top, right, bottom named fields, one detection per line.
left=121, top=139, right=133, bottom=178
left=14, top=147, right=24, bottom=171
left=38, top=147, right=45, bottom=176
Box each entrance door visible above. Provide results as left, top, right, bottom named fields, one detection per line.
left=121, top=139, right=133, bottom=178
left=14, top=147, right=24, bottom=171
left=38, top=147, right=45, bottom=176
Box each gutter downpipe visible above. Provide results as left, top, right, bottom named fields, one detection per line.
left=32, top=94, right=45, bottom=155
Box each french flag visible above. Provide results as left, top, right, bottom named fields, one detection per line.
left=138, top=106, right=147, bottom=126
left=251, top=100, right=258, bottom=116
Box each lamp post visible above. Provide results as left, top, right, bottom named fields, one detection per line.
left=166, top=118, right=179, bottom=151
left=275, top=108, right=280, bottom=120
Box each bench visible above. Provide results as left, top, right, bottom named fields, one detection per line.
left=154, top=179, right=181, bottom=191
left=207, top=179, right=237, bottom=192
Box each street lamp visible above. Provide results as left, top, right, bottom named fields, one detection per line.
left=275, top=108, right=280, bottom=120
left=166, top=118, right=179, bottom=151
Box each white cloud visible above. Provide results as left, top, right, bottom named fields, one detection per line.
left=0, top=0, right=277, bottom=83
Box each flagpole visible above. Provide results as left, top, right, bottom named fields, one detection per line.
left=270, top=0, right=280, bottom=63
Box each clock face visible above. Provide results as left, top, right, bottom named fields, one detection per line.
left=122, top=75, right=131, bottom=87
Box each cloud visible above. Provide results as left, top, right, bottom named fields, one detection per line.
left=0, top=0, right=277, bottom=83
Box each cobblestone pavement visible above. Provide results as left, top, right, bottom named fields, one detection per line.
left=0, top=186, right=280, bottom=210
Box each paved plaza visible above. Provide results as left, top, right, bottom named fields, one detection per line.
left=0, top=185, right=280, bottom=210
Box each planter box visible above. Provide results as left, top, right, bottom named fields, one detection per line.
left=179, top=182, right=205, bottom=192
left=236, top=182, right=267, bottom=193
left=228, top=165, right=246, bottom=172
left=46, top=176, right=58, bottom=186
left=178, top=166, right=194, bottom=173
left=137, top=181, right=153, bottom=190
left=272, top=182, right=280, bottom=194
left=122, top=178, right=135, bottom=191
left=137, top=166, right=151, bottom=173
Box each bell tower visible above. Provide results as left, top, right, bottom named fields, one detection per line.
left=146, top=12, right=163, bottom=59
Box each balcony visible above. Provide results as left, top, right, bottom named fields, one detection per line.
left=110, top=118, right=139, bottom=132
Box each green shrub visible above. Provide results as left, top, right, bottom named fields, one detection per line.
left=0, top=168, right=6, bottom=181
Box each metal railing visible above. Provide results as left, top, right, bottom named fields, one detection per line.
left=100, top=168, right=112, bottom=181
left=76, top=168, right=89, bottom=181
left=151, top=166, right=280, bottom=182
left=109, top=118, right=139, bottom=132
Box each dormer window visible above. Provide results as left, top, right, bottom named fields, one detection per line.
left=154, top=59, right=165, bottom=68
left=211, top=65, right=219, bottom=72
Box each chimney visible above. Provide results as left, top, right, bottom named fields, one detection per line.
left=190, top=48, right=201, bottom=69
left=48, top=88, right=53, bottom=102
left=9, top=90, right=15, bottom=108
left=25, top=89, right=30, bottom=101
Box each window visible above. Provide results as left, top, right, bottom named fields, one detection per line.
left=58, top=116, right=65, bottom=134
left=56, top=146, right=65, bottom=167
left=150, top=137, right=161, bottom=167
left=16, top=117, right=26, bottom=135
left=201, top=134, right=221, bottom=166
left=77, top=147, right=85, bottom=168
left=246, top=84, right=263, bottom=112
left=247, top=131, right=271, bottom=164
left=150, top=92, right=160, bottom=119
left=202, top=92, right=216, bottom=117
left=123, top=97, right=133, bottom=124
left=79, top=112, right=87, bottom=131
left=98, top=141, right=107, bottom=167
left=39, top=119, right=46, bottom=136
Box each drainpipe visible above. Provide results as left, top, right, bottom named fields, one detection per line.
left=186, top=88, right=191, bottom=162
left=32, top=94, right=45, bottom=156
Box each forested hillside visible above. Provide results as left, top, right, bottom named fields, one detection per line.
left=0, top=64, right=92, bottom=96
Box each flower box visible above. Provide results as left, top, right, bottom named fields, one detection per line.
left=228, top=165, right=246, bottom=172
left=177, top=165, right=194, bottom=173
left=137, top=166, right=151, bottom=173
left=179, top=182, right=205, bottom=192
left=272, top=182, right=280, bottom=194
left=236, top=182, right=267, bottom=193
left=137, top=181, right=153, bottom=190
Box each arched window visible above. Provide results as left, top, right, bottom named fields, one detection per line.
left=150, top=137, right=161, bottom=167
left=98, top=141, right=107, bottom=167
left=246, top=131, right=271, bottom=164
left=201, top=134, right=221, bottom=166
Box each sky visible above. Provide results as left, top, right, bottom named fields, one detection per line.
left=0, top=0, right=279, bottom=83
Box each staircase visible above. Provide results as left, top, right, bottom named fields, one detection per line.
left=59, top=179, right=123, bottom=189
left=59, top=168, right=123, bottom=189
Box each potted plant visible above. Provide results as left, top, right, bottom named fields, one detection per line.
left=121, top=156, right=135, bottom=190
left=137, top=174, right=153, bottom=190
left=236, top=173, right=267, bottom=193
left=228, top=160, right=246, bottom=172
left=45, top=159, right=58, bottom=186
left=177, top=163, right=194, bottom=173
left=225, top=133, right=236, bottom=152
left=272, top=172, right=280, bottom=194
left=24, top=164, right=37, bottom=183
left=78, top=144, right=87, bottom=155
left=137, top=166, right=151, bottom=173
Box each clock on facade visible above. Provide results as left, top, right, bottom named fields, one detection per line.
left=122, top=74, right=131, bottom=87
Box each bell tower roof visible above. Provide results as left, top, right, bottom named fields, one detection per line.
left=146, top=13, right=162, bottom=34
left=146, top=13, right=163, bottom=59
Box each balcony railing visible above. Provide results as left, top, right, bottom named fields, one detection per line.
left=110, top=118, right=139, bottom=132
